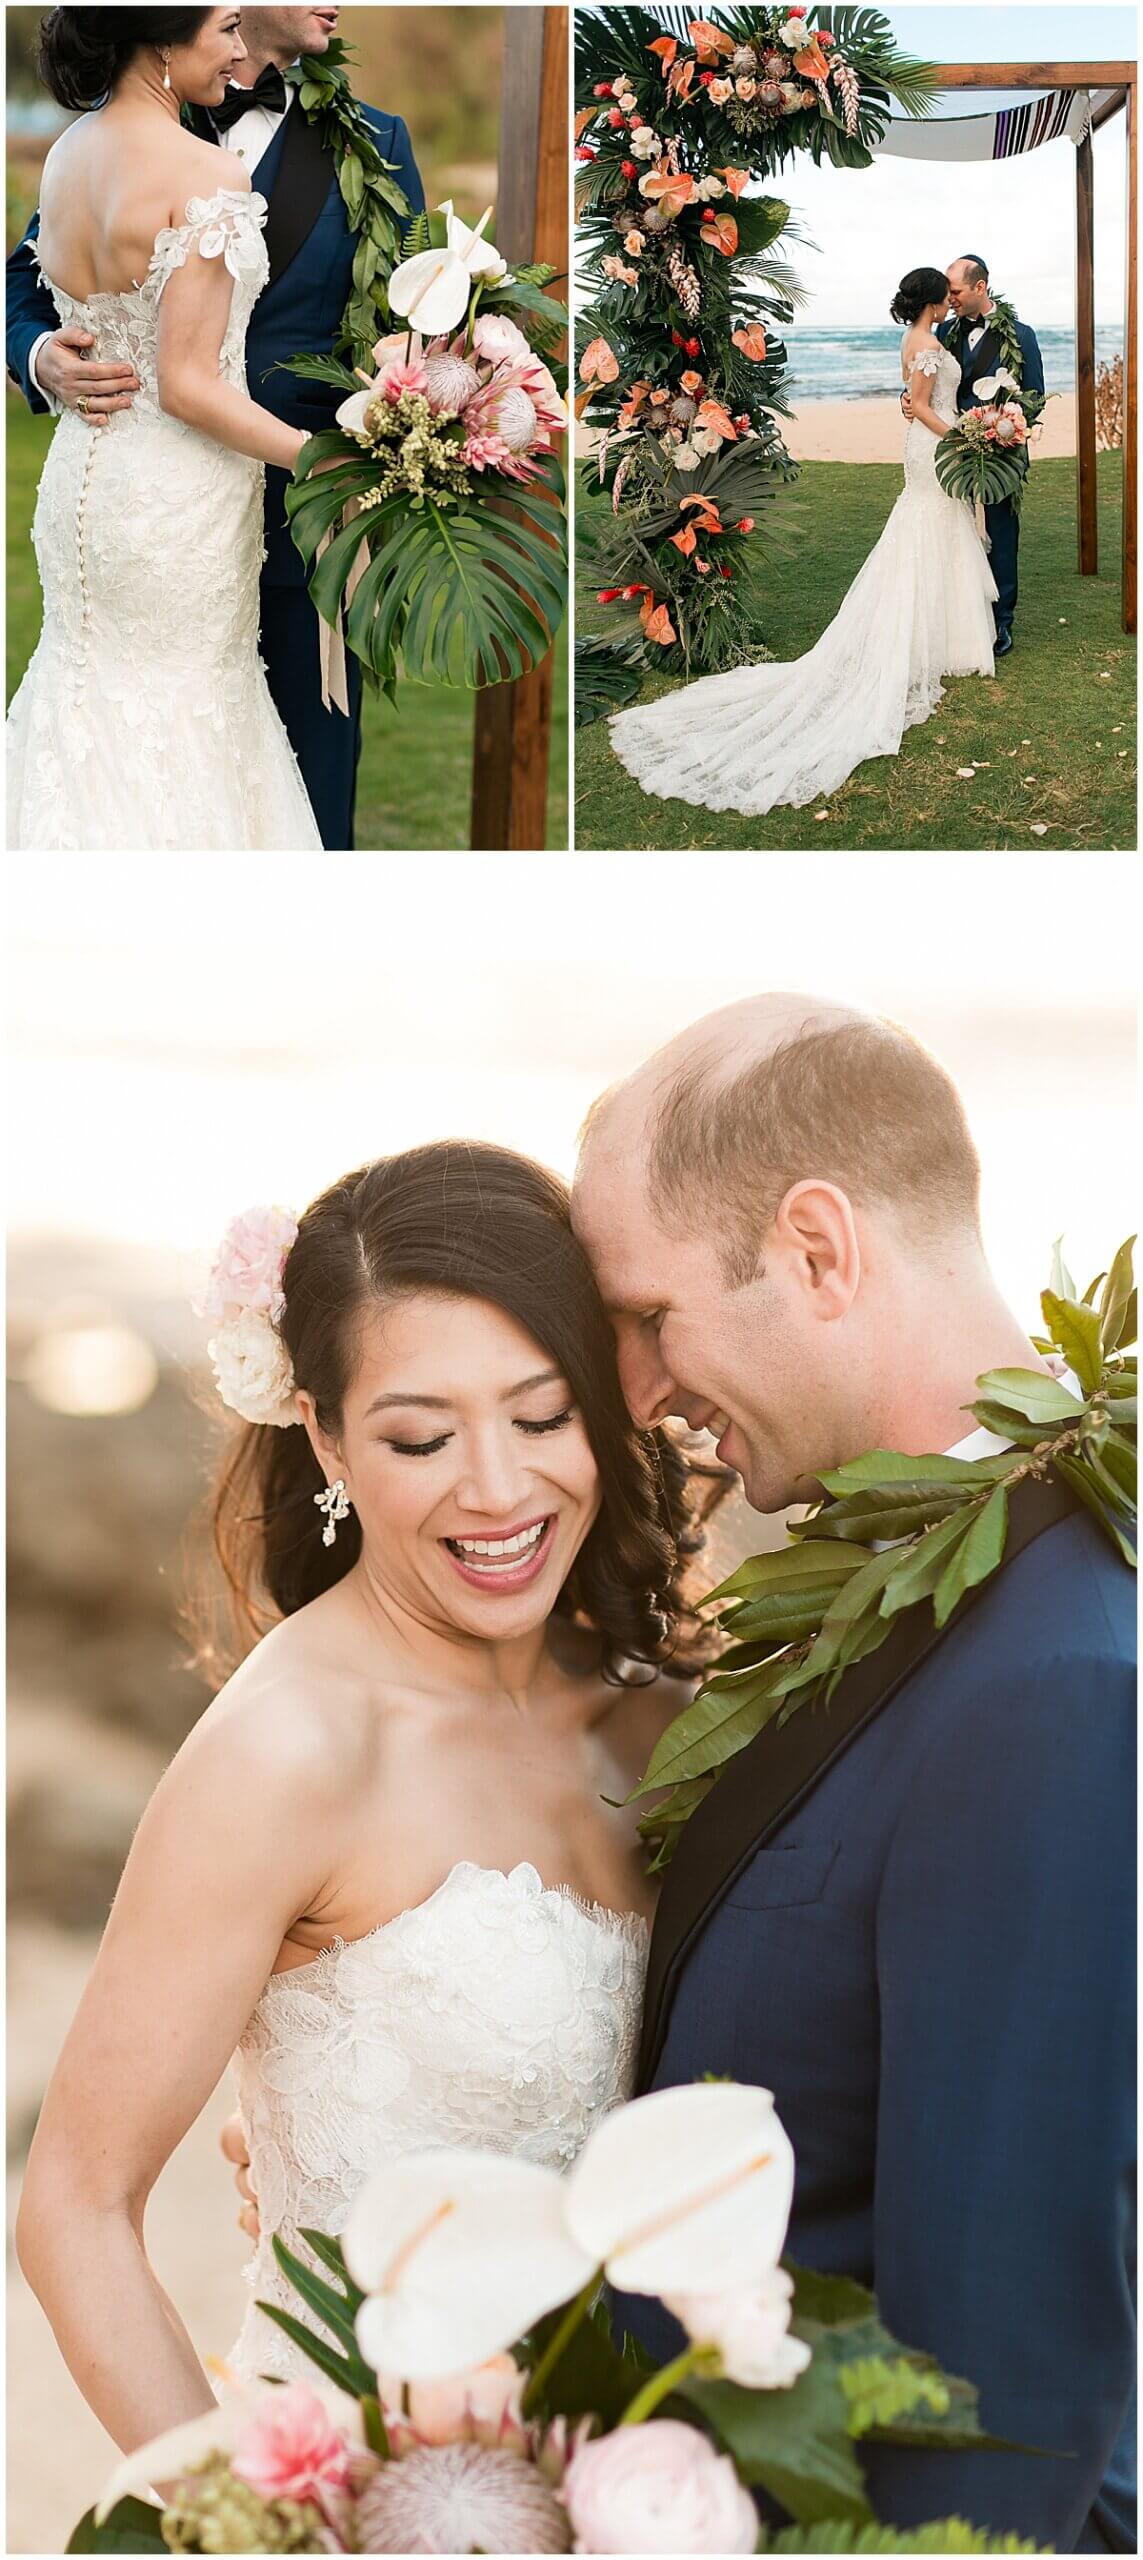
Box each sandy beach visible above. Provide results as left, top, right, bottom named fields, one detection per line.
left=576, top=391, right=1080, bottom=466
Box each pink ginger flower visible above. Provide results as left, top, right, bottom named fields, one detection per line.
left=230, top=2380, right=353, bottom=2507
left=196, top=1204, right=298, bottom=1324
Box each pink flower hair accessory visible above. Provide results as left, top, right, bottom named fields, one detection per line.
left=195, top=1204, right=300, bottom=1428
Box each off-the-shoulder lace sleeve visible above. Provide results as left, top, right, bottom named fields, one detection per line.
left=151, top=188, right=268, bottom=296
left=907, top=349, right=942, bottom=379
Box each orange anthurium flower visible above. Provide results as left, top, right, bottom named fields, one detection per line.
left=669, top=523, right=698, bottom=555
left=574, top=107, right=599, bottom=139
left=640, top=598, right=678, bottom=644
left=731, top=323, right=769, bottom=362
left=717, top=166, right=751, bottom=199
left=679, top=368, right=704, bottom=393
left=640, top=169, right=697, bottom=213
left=647, top=34, right=678, bottom=68
left=619, top=380, right=651, bottom=423
left=687, top=19, right=735, bottom=58
left=579, top=336, right=619, bottom=385
left=679, top=499, right=724, bottom=536
left=794, top=39, right=831, bottom=79
left=696, top=397, right=738, bottom=440
left=668, top=57, right=696, bottom=99
left=703, top=214, right=739, bottom=258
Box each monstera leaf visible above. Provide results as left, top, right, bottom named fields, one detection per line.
left=289, top=440, right=567, bottom=692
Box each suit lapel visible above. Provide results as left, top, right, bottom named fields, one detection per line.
left=966, top=321, right=1001, bottom=384
left=637, top=1471, right=1080, bottom=2090
left=260, top=103, right=336, bottom=292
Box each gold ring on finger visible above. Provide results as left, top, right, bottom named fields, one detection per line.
left=76, top=394, right=89, bottom=414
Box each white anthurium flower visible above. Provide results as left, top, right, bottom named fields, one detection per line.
left=563, top=2082, right=795, bottom=2298
left=344, top=2149, right=597, bottom=2382
left=975, top=369, right=1019, bottom=400
left=336, top=386, right=376, bottom=437
left=388, top=202, right=507, bottom=337
left=95, top=2379, right=363, bottom=2521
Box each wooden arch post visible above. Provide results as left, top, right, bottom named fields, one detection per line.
left=929, top=62, right=1137, bottom=633
left=470, top=6, right=568, bottom=851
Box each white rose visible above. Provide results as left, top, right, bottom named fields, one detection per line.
left=665, top=2267, right=813, bottom=2390
left=673, top=443, right=700, bottom=470
left=209, top=1309, right=297, bottom=1426
left=629, top=125, right=660, bottom=159
left=778, top=17, right=809, bottom=45
left=564, top=2422, right=757, bottom=2554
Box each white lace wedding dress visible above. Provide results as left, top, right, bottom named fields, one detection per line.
left=609, top=345, right=997, bottom=817
left=229, top=1861, right=649, bottom=2381
left=6, top=191, right=321, bottom=852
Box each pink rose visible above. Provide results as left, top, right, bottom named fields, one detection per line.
left=708, top=76, right=732, bottom=101
left=664, top=2267, right=812, bottom=2389
left=230, top=2381, right=352, bottom=2506
left=562, top=2421, right=757, bottom=2553
left=196, top=1204, right=298, bottom=1324
left=471, top=311, right=533, bottom=366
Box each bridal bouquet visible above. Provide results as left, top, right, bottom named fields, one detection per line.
left=73, top=2084, right=1048, bottom=2556
left=285, top=203, right=568, bottom=697
left=935, top=372, right=1048, bottom=515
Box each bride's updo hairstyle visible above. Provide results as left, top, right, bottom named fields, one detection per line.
left=890, top=267, right=951, bottom=327
left=36, top=8, right=211, bottom=112
left=207, top=1141, right=701, bottom=1683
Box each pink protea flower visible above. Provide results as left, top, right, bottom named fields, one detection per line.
left=230, top=2380, right=353, bottom=2506
left=196, top=1204, right=298, bottom=1324
left=379, top=2357, right=526, bottom=2453
left=354, top=2442, right=572, bottom=2553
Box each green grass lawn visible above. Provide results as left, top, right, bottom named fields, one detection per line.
left=575, top=452, right=1135, bottom=853
left=6, top=391, right=568, bottom=852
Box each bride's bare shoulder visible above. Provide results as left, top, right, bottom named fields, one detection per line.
left=194, top=1606, right=385, bottom=1804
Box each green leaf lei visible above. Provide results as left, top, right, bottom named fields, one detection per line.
left=636, top=1238, right=1138, bottom=1869
left=284, top=38, right=413, bottom=375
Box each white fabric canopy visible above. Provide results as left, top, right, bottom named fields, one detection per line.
left=875, top=87, right=1122, bottom=162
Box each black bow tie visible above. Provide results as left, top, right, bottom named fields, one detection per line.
left=211, top=63, right=288, bottom=131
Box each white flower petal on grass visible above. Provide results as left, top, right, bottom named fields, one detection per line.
left=955, top=767, right=977, bottom=779
left=564, top=2082, right=794, bottom=2297
left=345, top=2150, right=596, bottom=2382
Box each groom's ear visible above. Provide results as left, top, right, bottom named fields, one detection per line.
left=772, top=1180, right=860, bottom=1320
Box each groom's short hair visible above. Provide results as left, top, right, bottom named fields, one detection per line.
left=959, top=254, right=989, bottom=284
left=646, top=1018, right=982, bottom=1285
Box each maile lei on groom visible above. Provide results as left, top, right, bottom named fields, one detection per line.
left=937, top=259, right=1045, bottom=655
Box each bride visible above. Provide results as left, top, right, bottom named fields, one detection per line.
left=16, top=1142, right=701, bottom=2449
left=6, top=6, right=321, bottom=852
left=608, top=266, right=997, bottom=819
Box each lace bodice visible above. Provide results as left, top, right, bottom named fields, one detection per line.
left=33, top=190, right=269, bottom=412
left=230, top=1862, right=650, bottom=2380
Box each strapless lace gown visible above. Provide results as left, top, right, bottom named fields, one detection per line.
left=6, top=190, right=320, bottom=852
left=229, top=1861, right=649, bottom=2381
left=609, top=345, right=997, bottom=817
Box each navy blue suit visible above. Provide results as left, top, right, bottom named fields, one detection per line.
left=6, top=99, right=423, bottom=849
left=938, top=311, right=1045, bottom=640
left=632, top=1495, right=1135, bottom=2552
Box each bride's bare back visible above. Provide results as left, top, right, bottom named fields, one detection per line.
left=37, top=107, right=237, bottom=303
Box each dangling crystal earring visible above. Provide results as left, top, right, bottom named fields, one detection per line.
left=314, top=1479, right=351, bottom=1548
left=161, top=48, right=172, bottom=89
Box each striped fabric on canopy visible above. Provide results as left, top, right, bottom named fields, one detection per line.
left=875, top=87, right=1108, bottom=162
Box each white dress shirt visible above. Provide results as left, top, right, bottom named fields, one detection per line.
left=28, top=81, right=291, bottom=402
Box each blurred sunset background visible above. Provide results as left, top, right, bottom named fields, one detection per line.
left=7, top=850, right=1138, bottom=2549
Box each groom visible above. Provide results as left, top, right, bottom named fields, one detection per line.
left=571, top=997, right=1135, bottom=2554
left=903, top=255, right=1044, bottom=658
left=5, top=5, right=424, bottom=850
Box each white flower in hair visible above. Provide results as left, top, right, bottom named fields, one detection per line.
left=208, top=1308, right=298, bottom=1428
left=196, top=1202, right=299, bottom=1427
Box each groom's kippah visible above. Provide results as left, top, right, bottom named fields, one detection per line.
left=961, top=253, right=989, bottom=281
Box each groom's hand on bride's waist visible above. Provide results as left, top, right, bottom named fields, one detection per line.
left=221, top=2110, right=260, bottom=2241
left=35, top=327, right=140, bottom=422
left=900, top=387, right=916, bottom=420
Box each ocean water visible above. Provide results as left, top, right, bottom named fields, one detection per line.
left=786, top=324, right=1124, bottom=401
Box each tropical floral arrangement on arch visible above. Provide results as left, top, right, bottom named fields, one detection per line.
left=574, top=5, right=936, bottom=712
left=285, top=203, right=569, bottom=699
left=633, top=1239, right=1137, bottom=1869
left=70, top=2082, right=1050, bottom=2556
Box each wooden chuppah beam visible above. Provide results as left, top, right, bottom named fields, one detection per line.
left=1125, top=77, right=1138, bottom=632
left=1075, top=123, right=1098, bottom=574
left=930, top=63, right=1137, bottom=90
left=470, top=7, right=568, bottom=852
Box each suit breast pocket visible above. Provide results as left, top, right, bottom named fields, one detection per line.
left=722, top=1842, right=840, bottom=1910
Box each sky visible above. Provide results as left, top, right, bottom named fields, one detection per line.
left=7, top=852, right=1138, bottom=1329
left=767, top=6, right=1135, bottom=325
